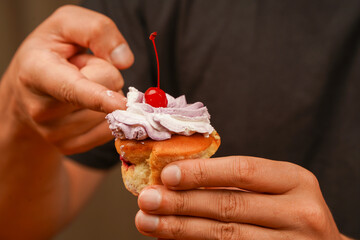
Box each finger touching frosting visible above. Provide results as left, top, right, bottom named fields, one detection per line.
left=106, top=87, right=214, bottom=140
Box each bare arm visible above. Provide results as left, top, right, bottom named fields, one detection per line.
left=0, top=5, right=133, bottom=239
left=63, top=158, right=108, bottom=221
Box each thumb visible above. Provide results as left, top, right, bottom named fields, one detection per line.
left=48, top=5, right=134, bottom=69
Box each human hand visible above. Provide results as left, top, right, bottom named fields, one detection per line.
left=0, top=5, right=133, bottom=154
left=136, top=156, right=348, bottom=240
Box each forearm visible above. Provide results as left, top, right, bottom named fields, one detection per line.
left=0, top=5, right=133, bottom=238
left=0, top=76, right=69, bottom=239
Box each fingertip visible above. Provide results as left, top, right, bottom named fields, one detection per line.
left=135, top=210, right=142, bottom=230
left=161, top=165, right=181, bottom=187
left=110, top=43, right=134, bottom=69
left=135, top=210, right=159, bottom=233
left=101, top=90, right=127, bottom=113
left=138, top=188, right=162, bottom=211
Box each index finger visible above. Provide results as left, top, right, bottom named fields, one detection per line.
left=161, top=156, right=304, bottom=194
left=25, top=50, right=126, bottom=113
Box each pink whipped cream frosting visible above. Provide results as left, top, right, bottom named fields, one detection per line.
left=106, top=87, right=214, bottom=141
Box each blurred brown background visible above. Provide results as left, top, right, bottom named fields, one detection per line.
left=0, top=1, right=150, bottom=239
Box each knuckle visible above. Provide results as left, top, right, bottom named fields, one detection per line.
left=297, top=202, right=327, bottom=232
left=26, top=102, right=46, bottom=123
left=18, top=70, right=30, bottom=87
left=17, top=58, right=33, bottom=86
left=174, top=192, right=189, bottom=214
left=59, top=81, right=77, bottom=105
left=233, top=156, right=256, bottom=185
left=51, top=5, right=78, bottom=22
left=104, top=67, right=123, bottom=90
left=90, top=16, right=115, bottom=39
left=214, top=223, right=237, bottom=240
left=17, top=49, right=44, bottom=87
left=218, top=191, right=240, bottom=222
left=280, top=161, right=302, bottom=190
left=299, top=168, right=320, bottom=188
left=111, top=72, right=124, bottom=91
left=192, top=160, right=209, bottom=186
left=168, top=217, right=187, bottom=239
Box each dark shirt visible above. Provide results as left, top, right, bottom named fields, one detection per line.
left=71, top=0, right=360, bottom=237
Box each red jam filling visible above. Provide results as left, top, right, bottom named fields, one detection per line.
left=120, top=156, right=134, bottom=170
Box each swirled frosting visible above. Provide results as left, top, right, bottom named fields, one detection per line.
left=106, top=87, right=214, bottom=141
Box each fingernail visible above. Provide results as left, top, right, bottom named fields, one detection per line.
left=162, top=165, right=181, bottom=186
left=110, top=43, right=134, bottom=67
left=139, top=188, right=162, bottom=211
left=136, top=210, right=159, bottom=232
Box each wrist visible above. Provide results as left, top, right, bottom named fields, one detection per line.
left=0, top=71, right=33, bottom=143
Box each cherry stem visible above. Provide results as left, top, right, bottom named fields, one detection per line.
left=149, top=32, right=160, bottom=88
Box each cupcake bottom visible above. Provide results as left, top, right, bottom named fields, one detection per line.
left=115, top=131, right=221, bottom=195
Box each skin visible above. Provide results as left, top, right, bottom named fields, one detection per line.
left=136, top=157, right=354, bottom=240
left=0, top=4, right=354, bottom=240
left=0, top=5, right=133, bottom=240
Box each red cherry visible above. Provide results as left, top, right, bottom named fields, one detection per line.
left=145, top=32, right=168, bottom=108
left=145, top=87, right=168, bottom=108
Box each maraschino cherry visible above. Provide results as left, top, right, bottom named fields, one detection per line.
left=145, top=32, right=168, bottom=108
